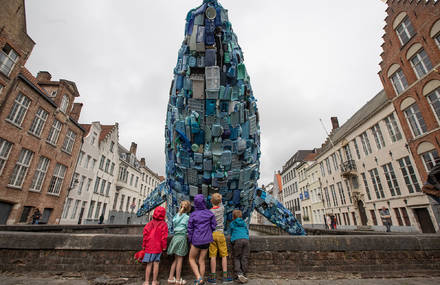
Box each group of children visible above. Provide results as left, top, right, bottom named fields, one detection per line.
left=141, top=193, right=250, bottom=285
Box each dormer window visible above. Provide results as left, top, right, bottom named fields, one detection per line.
left=60, top=95, right=69, bottom=113
left=0, top=44, right=19, bottom=76
left=395, top=16, right=415, bottom=46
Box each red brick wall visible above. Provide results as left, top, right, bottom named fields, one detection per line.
left=379, top=0, right=440, bottom=181
left=0, top=76, right=83, bottom=224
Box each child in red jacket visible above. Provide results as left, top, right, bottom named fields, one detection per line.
left=142, top=206, right=168, bottom=285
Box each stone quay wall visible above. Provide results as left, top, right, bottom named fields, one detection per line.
left=1, top=231, right=440, bottom=279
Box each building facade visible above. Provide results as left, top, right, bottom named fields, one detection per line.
left=306, top=161, right=325, bottom=228
left=280, top=150, right=315, bottom=223
left=108, top=142, right=161, bottom=224
left=60, top=122, right=119, bottom=225
left=379, top=1, right=440, bottom=182
left=317, top=91, right=438, bottom=233
left=0, top=1, right=84, bottom=224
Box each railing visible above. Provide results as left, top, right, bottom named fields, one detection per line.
left=340, top=160, right=357, bottom=176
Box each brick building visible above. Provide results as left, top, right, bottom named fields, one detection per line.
left=0, top=0, right=84, bottom=224
left=379, top=0, right=440, bottom=182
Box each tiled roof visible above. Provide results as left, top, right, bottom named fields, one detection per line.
left=80, top=124, right=115, bottom=142
left=80, top=124, right=91, bottom=136
left=19, top=68, right=57, bottom=108
left=99, top=125, right=115, bottom=142
left=317, top=90, right=388, bottom=157
left=20, top=68, right=49, bottom=96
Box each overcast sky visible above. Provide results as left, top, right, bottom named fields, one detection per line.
left=25, top=0, right=387, bottom=185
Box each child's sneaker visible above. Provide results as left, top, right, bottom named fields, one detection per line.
left=237, top=274, right=248, bottom=284
left=206, top=273, right=216, bottom=284
left=222, top=272, right=233, bottom=284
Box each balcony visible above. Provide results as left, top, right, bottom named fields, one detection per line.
left=340, top=160, right=357, bottom=177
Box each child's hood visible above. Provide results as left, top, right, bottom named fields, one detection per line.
left=194, top=194, right=207, bottom=210
left=232, top=218, right=247, bottom=227
left=153, top=206, right=166, bottom=221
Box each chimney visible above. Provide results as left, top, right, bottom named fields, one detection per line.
left=140, top=158, right=146, bottom=167
left=331, top=117, right=339, bottom=130
left=70, top=103, right=83, bottom=122
left=36, top=71, right=52, bottom=82
left=130, top=142, right=137, bottom=155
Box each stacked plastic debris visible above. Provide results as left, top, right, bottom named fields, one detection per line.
left=137, top=0, right=305, bottom=236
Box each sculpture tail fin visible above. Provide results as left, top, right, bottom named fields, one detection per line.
left=254, top=188, right=306, bottom=236
left=136, top=182, right=168, bottom=217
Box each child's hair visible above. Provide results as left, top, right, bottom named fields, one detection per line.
left=179, top=200, right=191, bottom=214
left=232, top=209, right=242, bottom=220
left=211, top=193, right=222, bottom=206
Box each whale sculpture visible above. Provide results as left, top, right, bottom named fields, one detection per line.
left=137, top=0, right=305, bottom=236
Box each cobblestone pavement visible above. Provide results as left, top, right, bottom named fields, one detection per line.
left=1, top=276, right=440, bottom=285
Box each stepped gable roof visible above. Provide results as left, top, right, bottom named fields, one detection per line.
left=317, top=90, right=388, bottom=158
left=80, top=123, right=116, bottom=142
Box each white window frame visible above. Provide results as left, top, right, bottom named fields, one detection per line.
left=384, top=113, right=402, bottom=142
left=360, top=132, right=372, bottom=156
left=330, top=185, right=338, bottom=207
left=70, top=200, right=80, bottom=219
left=78, top=175, right=85, bottom=195
left=47, top=163, right=67, bottom=195
left=87, top=200, right=95, bottom=219
left=398, top=156, right=421, bottom=194
left=371, top=123, right=386, bottom=150
left=6, top=93, right=31, bottom=127
left=60, top=95, right=69, bottom=113
left=0, top=138, right=13, bottom=176
left=404, top=104, right=427, bottom=138
left=8, top=148, right=34, bottom=188
left=47, top=119, right=62, bottom=145
left=100, top=179, right=106, bottom=194
left=390, top=69, right=408, bottom=95
left=95, top=202, right=102, bottom=219
left=106, top=182, right=111, bottom=196
left=62, top=198, right=72, bottom=219
left=0, top=85, right=4, bottom=94
left=427, top=87, right=440, bottom=123
left=62, top=129, right=76, bottom=154
left=337, top=182, right=346, bottom=205
left=361, top=173, right=372, bottom=201
left=369, top=168, right=385, bottom=199
left=99, top=155, right=105, bottom=170
left=410, top=49, right=433, bottom=79
left=421, top=150, right=439, bottom=172
left=30, top=156, right=50, bottom=192
left=105, top=159, right=110, bottom=173
left=395, top=17, right=415, bottom=46
left=94, top=177, right=101, bottom=193
left=86, top=178, right=92, bottom=192
left=382, top=163, right=401, bottom=197
left=28, top=108, right=49, bottom=138
left=0, top=44, right=19, bottom=76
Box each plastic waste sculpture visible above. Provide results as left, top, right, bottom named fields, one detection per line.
left=137, top=0, right=305, bottom=236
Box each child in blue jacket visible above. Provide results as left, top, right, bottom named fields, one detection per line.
left=230, top=210, right=249, bottom=284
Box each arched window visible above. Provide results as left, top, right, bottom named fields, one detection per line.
left=430, top=18, right=440, bottom=48
left=406, top=43, right=433, bottom=79
left=417, top=142, right=439, bottom=172
left=401, top=97, right=427, bottom=138
left=393, top=12, right=415, bottom=46
left=60, top=95, right=69, bottom=113
left=388, top=64, right=408, bottom=95
left=423, top=80, right=440, bottom=122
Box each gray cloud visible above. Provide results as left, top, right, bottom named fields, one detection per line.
left=24, top=0, right=387, bottom=184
